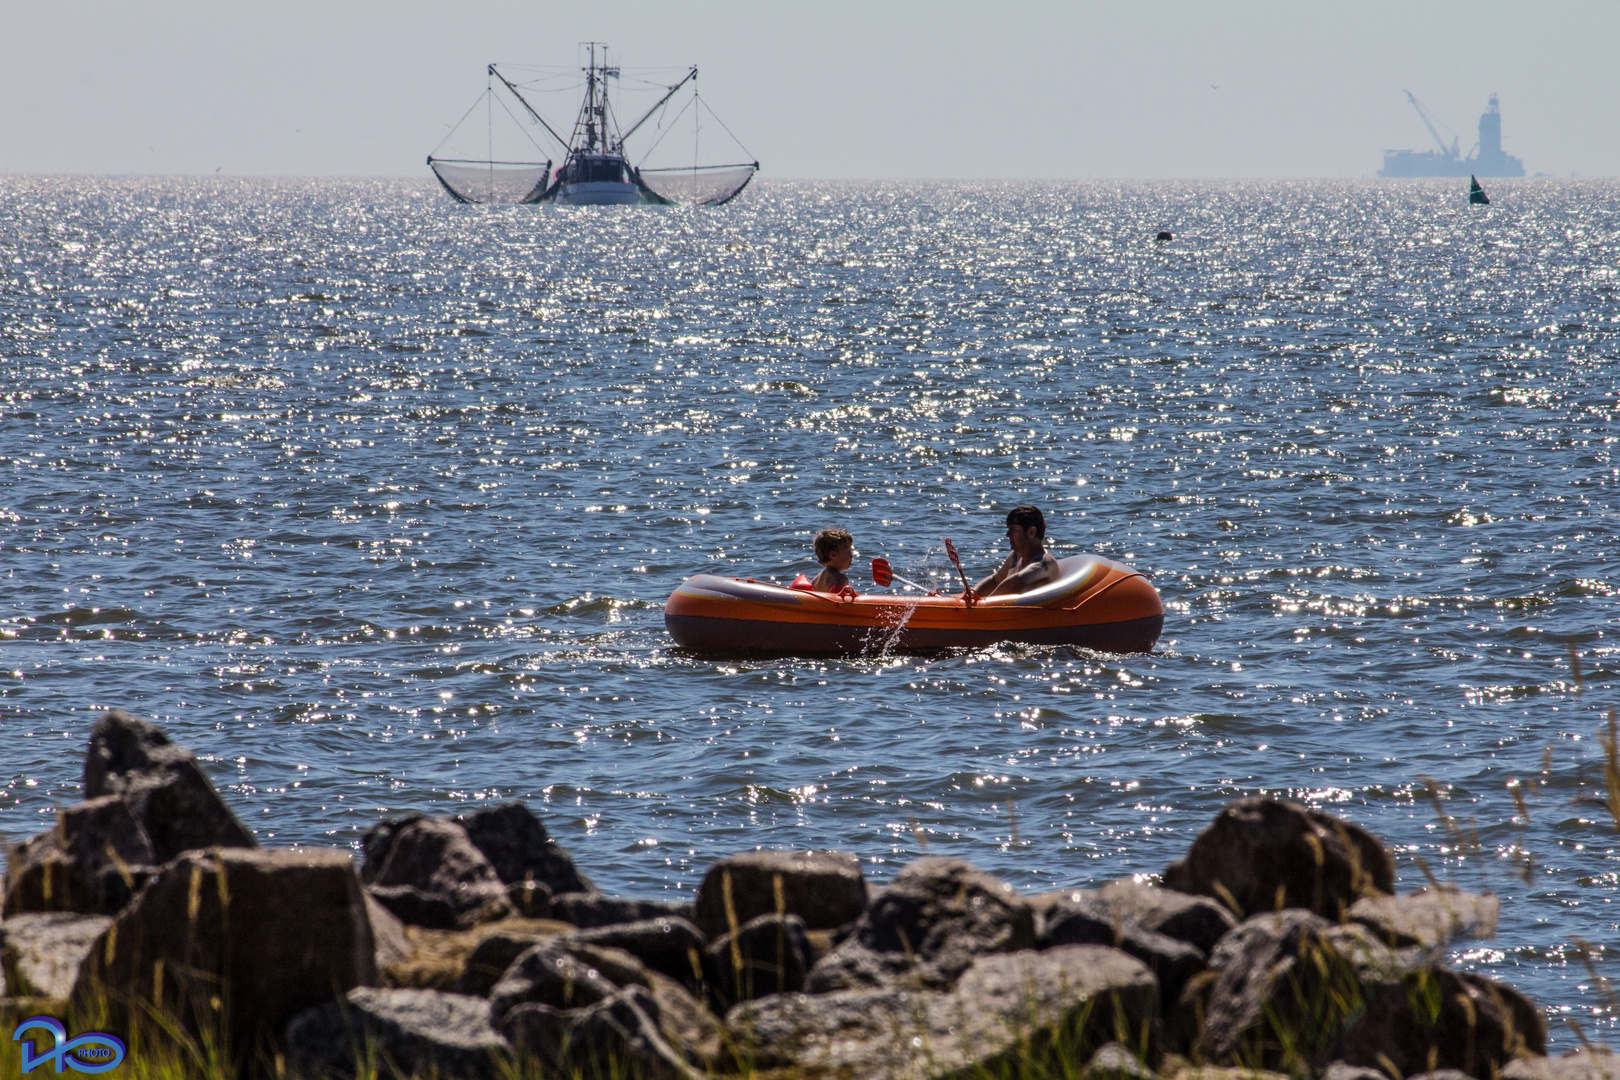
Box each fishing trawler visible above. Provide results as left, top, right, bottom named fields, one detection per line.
left=427, top=43, right=757, bottom=207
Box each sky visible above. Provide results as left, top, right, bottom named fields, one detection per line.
left=2, top=1, right=1616, bottom=179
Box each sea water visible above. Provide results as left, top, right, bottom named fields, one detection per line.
left=1, top=176, right=1616, bottom=1040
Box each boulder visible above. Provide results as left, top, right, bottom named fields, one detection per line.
left=1504, top=1050, right=1620, bottom=1080
left=1092, top=880, right=1238, bottom=955
left=501, top=985, right=701, bottom=1080
left=573, top=916, right=707, bottom=990
left=551, top=891, right=693, bottom=929
left=704, top=912, right=811, bottom=1008
left=285, top=987, right=510, bottom=1080
left=456, top=802, right=592, bottom=894
left=82, top=709, right=257, bottom=861
left=1319, top=1063, right=1389, bottom=1080
left=0, top=912, right=113, bottom=1000
left=72, top=847, right=377, bottom=1061
left=2, top=797, right=157, bottom=917
left=381, top=917, right=572, bottom=991
left=1349, top=885, right=1500, bottom=951
left=488, top=941, right=619, bottom=1020
left=506, top=878, right=553, bottom=919
left=1086, top=1042, right=1159, bottom=1080
left=1039, top=892, right=1206, bottom=1005
left=1193, top=909, right=1370, bottom=1071
left=807, top=856, right=1035, bottom=992
left=1164, top=799, right=1393, bottom=920
left=692, top=849, right=867, bottom=939
left=453, top=931, right=555, bottom=997
left=642, top=971, right=725, bottom=1069
left=731, top=945, right=1158, bottom=1078
left=1323, top=965, right=1546, bottom=1078
left=363, top=817, right=513, bottom=930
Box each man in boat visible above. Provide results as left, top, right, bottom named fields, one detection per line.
left=972, top=505, right=1061, bottom=597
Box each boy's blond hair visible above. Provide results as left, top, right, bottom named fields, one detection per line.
left=814, top=528, right=853, bottom=565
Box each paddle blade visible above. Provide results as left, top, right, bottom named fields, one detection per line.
left=943, top=538, right=960, bottom=566
left=870, top=557, right=894, bottom=587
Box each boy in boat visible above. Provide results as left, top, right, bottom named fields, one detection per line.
left=973, top=505, right=1060, bottom=597
left=810, top=528, right=855, bottom=593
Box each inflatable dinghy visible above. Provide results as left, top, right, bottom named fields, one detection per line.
left=664, top=555, right=1162, bottom=655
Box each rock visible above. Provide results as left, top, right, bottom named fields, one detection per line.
left=1194, top=909, right=1365, bottom=1070
left=705, top=912, right=810, bottom=1008
left=573, top=917, right=707, bottom=990
left=1093, top=880, right=1239, bottom=955
left=456, top=802, right=592, bottom=894
left=732, top=944, right=1158, bottom=1078
left=501, top=985, right=701, bottom=1080
left=72, top=847, right=377, bottom=1061
left=1320, top=1063, right=1388, bottom=1080
left=506, top=879, right=552, bottom=919
left=1086, top=1041, right=1158, bottom=1080
left=1504, top=1049, right=1620, bottom=1080
left=0, top=913, right=113, bottom=1000
left=1164, top=798, right=1393, bottom=920
left=1324, top=965, right=1546, bottom=1078
left=368, top=884, right=462, bottom=930
left=285, top=987, right=510, bottom=1080
left=452, top=931, right=550, bottom=997
left=551, top=891, right=693, bottom=929
left=1349, top=885, right=1500, bottom=950
left=562, top=942, right=652, bottom=990
left=1172, top=1068, right=1292, bottom=1080
left=1407, top=1071, right=1477, bottom=1080
left=807, top=856, right=1035, bottom=992
left=382, top=917, right=572, bottom=991
left=642, top=971, right=725, bottom=1069
left=82, top=709, right=257, bottom=861
left=363, top=817, right=513, bottom=930
left=2, top=797, right=158, bottom=917
left=365, top=892, right=413, bottom=973
left=692, top=849, right=867, bottom=939
left=1040, top=892, right=1206, bottom=1005
left=488, top=941, right=619, bottom=1020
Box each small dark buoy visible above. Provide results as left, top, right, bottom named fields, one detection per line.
left=1155, top=230, right=1172, bottom=242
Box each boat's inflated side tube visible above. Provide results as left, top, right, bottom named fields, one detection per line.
left=664, top=555, right=1163, bottom=655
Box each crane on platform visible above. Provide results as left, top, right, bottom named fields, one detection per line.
left=1404, top=91, right=1461, bottom=160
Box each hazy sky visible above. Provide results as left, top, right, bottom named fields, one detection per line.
left=3, top=1, right=1616, bottom=179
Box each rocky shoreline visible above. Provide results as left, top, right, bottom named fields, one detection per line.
left=1, top=710, right=1612, bottom=1080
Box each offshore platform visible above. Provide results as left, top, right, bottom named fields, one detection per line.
left=1380, top=93, right=1525, bottom=178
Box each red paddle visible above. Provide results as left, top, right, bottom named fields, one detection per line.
left=942, top=538, right=979, bottom=605
left=870, top=557, right=931, bottom=593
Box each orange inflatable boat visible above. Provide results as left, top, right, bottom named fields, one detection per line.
left=664, top=555, right=1163, bottom=655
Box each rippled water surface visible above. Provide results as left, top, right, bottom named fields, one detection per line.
left=2, top=176, right=1617, bottom=1040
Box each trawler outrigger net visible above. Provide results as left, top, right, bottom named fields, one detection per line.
left=428, top=159, right=552, bottom=205
left=637, top=164, right=757, bottom=206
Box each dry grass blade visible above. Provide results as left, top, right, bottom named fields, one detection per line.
left=1602, top=709, right=1620, bottom=831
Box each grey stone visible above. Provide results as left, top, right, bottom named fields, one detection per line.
left=551, top=891, right=693, bottom=929
left=693, top=849, right=868, bottom=939
left=704, top=912, right=810, bottom=1008
left=1164, top=798, right=1393, bottom=920
left=1407, top=1071, right=1477, bottom=1080
left=1085, top=1041, right=1158, bottom=1080
left=808, top=856, right=1035, bottom=992
left=0, top=913, right=113, bottom=1000
left=456, top=801, right=592, bottom=894
left=574, top=916, right=706, bottom=990
left=73, top=847, right=377, bottom=1063
left=730, top=944, right=1158, bottom=1080
left=1349, top=885, right=1500, bottom=950
left=501, top=985, right=701, bottom=1080
left=488, top=941, right=619, bottom=1021
left=1040, top=891, right=1206, bottom=1005
left=1319, top=1063, right=1388, bottom=1080
left=452, top=931, right=552, bottom=997
left=364, top=817, right=513, bottom=930
left=3, top=797, right=159, bottom=917
left=285, top=987, right=510, bottom=1080
left=82, top=709, right=257, bottom=861
left=1504, top=1050, right=1620, bottom=1080
left=1093, top=879, right=1239, bottom=955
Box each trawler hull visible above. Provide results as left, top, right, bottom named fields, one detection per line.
left=554, top=181, right=642, bottom=206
